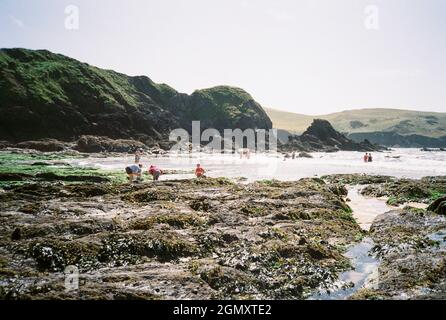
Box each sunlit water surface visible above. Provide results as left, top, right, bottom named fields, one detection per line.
left=68, top=148, right=446, bottom=182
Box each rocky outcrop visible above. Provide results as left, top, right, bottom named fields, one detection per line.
left=361, top=207, right=446, bottom=299
left=348, top=131, right=446, bottom=148
left=15, top=139, right=68, bottom=152
left=427, top=196, right=446, bottom=215
left=0, top=173, right=361, bottom=299
left=280, top=119, right=382, bottom=152
left=0, top=48, right=272, bottom=144
left=360, top=176, right=446, bottom=206
left=73, top=135, right=147, bottom=153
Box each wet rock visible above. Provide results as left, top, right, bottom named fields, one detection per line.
left=189, top=198, right=213, bottom=212
left=63, top=184, right=113, bottom=197
left=0, top=172, right=33, bottom=181
left=29, top=240, right=101, bottom=272
left=357, top=176, right=446, bottom=205
left=30, top=161, right=52, bottom=166
left=19, top=203, right=42, bottom=214
left=11, top=228, right=21, bottom=241
left=322, top=174, right=395, bottom=185
left=74, top=136, right=148, bottom=153
left=369, top=208, right=446, bottom=299
left=298, top=152, right=313, bottom=158
left=99, top=232, right=198, bottom=263
left=0, top=175, right=374, bottom=299
left=328, top=184, right=348, bottom=197
left=427, top=196, right=446, bottom=215
left=15, top=139, right=67, bottom=152
left=122, top=188, right=176, bottom=202
left=129, top=213, right=204, bottom=230
left=200, top=265, right=255, bottom=295
left=35, top=172, right=110, bottom=183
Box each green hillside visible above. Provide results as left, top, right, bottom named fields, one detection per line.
left=265, top=107, right=446, bottom=138
left=0, top=48, right=272, bottom=142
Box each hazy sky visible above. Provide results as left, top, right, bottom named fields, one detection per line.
left=1, top=0, right=445, bottom=114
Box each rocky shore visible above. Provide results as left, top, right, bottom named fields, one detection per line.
left=1, top=175, right=360, bottom=299
left=0, top=152, right=445, bottom=300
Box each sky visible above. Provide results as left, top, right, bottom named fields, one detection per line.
left=1, top=0, right=445, bottom=115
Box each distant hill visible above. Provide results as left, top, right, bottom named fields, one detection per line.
left=265, top=107, right=446, bottom=138
left=279, top=119, right=380, bottom=152
left=0, top=48, right=272, bottom=143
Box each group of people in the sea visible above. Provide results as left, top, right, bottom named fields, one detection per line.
left=363, top=153, right=373, bottom=163
left=125, top=148, right=206, bottom=182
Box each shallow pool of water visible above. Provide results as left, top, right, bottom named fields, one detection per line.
left=347, top=186, right=393, bottom=231
left=309, top=186, right=393, bottom=300
left=309, top=237, right=379, bottom=300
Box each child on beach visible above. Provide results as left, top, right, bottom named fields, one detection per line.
left=195, top=164, right=205, bottom=178
left=148, top=165, right=163, bottom=181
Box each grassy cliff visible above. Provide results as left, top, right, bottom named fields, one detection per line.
left=0, top=48, right=272, bottom=142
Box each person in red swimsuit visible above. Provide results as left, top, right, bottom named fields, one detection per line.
left=363, top=153, right=369, bottom=163
left=195, top=164, right=205, bottom=178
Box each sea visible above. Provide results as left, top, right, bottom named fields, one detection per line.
left=68, top=148, right=446, bottom=182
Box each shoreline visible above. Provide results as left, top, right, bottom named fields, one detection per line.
left=0, top=150, right=445, bottom=300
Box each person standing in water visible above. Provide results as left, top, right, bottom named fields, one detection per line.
left=368, top=153, right=373, bottom=162
left=195, top=164, right=205, bottom=178
left=363, top=153, right=369, bottom=162
left=134, top=148, right=143, bottom=164
left=148, top=165, right=163, bottom=181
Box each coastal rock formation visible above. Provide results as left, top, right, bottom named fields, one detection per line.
left=280, top=119, right=381, bottom=152
left=427, top=196, right=446, bottom=215
left=348, top=131, right=446, bottom=148
left=265, top=107, right=446, bottom=147
left=0, top=171, right=362, bottom=299
left=360, top=176, right=446, bottom=206
left=1, top=48, right=387, bottom=153
left=74, top=135, right=148, bottom=153
left=358, top=207, right=446, bottom=300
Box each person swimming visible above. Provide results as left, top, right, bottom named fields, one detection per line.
left=195, top=164, right=205, bottom=178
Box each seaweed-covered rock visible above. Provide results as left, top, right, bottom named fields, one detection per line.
left=15, top=139, right=67, bottom=152
left=427, top=196, right=446, bottom=215
left=369, top=208, right=446, bottom=299
left=74, top=136, right=147, bottom=153
left=0, top=172, right=33, bottom=181
left=0, top=174, right=377, bottom=299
